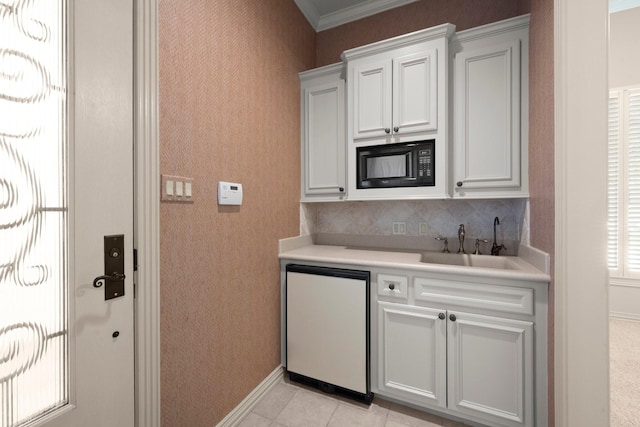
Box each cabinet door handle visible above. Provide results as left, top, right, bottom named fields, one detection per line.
left=449, top=314, right=457, bottom=322
left=338, top=187, right=344, bottom=192
left=393, top=126, right=399, bottom=132
left=388, top=283, right=395, bottom=290
left=438, top=313, right=445, bottom=320
left=384, top=128, right=391, bottom=134
left=457, top=181, right=463, bottom=188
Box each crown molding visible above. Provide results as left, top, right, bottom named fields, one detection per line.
left=295, top=0, right=418, bottom=32
left=341, top=23, right=456, bottom=62
left=450, top=14, right=530, bottom=46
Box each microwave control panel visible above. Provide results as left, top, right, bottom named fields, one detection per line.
left=417, top=148, right=434, bottom=185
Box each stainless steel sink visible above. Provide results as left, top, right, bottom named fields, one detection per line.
left=420, top=252, right=519, bottom=270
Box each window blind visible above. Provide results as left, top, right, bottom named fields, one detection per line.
left=627, top=89, right=640, bottom=272
left=608, top=91, right=621, bottom=271
left=608, top=86, right=640, bottom=278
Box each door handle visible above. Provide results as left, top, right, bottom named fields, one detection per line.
left=93, top=272, right=126, bottom=288
left=94, top=235, right=126, bottom=300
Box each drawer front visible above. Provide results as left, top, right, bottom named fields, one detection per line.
left=414, top=277, right=534, bottom=315
left=377, top=273, right=408, bottom=300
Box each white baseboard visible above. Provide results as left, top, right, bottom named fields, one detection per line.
left=610, top=280, right=640, bottom=320
left=610, top=312, right=640, bottom=322
left=216, top=365, right=284, bottom=427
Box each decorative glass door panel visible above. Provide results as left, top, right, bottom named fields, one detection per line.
left=0, top=1, right=69, bottom=425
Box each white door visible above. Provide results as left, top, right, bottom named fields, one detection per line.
left=392, top=51, right=438, bottom=135
left=352, top=59, right=392, bottom=140
left=453, top=39, right=522, bottom=191
left=377, top=301, right=447, bottom=408
left=301, top=66, right=346, bottom=200
left=0, top=0, right=134, bottom=426
left=447, top=311, right=533, bottom=427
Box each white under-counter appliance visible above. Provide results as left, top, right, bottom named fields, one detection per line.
left=285, top=264, right=372, bottom=403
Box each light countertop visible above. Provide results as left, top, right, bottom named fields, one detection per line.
left=279, top=235, right=550, bottom=284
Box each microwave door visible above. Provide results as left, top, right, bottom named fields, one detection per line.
left=366, top=154, right=407, bottom=179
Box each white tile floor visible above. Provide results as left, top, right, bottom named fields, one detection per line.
left=238, top=376, right=472, bottom=427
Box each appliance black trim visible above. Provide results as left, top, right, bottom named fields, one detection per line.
left=356, top=139, right=435, bottom=189
left=285, top=264, right=372, bottom=404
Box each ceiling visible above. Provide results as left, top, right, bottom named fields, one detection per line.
left=610, top=0, right=640, bottom=13
left=294, top=0, right=418, bottom=32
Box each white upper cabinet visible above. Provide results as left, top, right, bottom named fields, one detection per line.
left=297, top=17, right=531, bottom=202
left=300, top=63, right=346, bottom=202
left=343, top=24, right=456, bottom=200
left=352, top=59, right=392, bottom=139
left=393, top=51, right=438, bottom=135
left=352, top=50, right=438, bottom=139
left=451, top=15, right=530, bottom=198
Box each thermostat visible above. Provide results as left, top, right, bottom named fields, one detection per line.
left=218, top=181, right=243, bottom=205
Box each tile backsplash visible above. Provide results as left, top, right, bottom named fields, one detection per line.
left=301, top=199, right=530, bottom=254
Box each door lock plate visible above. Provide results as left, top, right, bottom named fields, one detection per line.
left=103, top=234, right=125, bottom=300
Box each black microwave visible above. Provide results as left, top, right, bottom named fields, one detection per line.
left=356, top=140, right=435, bottom=189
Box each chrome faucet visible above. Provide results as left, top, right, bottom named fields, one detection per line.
left=473, top=239, right=489, bottom=255
left=435, top=236, right=450, bottom=253
left=491, top=217, right=507, bottom=256
left=457, top=224, right=466, bottom=254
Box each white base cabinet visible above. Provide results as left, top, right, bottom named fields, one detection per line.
left=373, top=270, right=545, bottom=427
left=377, top=302, right=447, bottom=408
left=447, top=311, right=533, bottom=427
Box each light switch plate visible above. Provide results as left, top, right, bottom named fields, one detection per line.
left=392, top=222, right=406, bottom=235
left=419, top=222, right=429, bottom=235
left=161, top=174, right=194, bottom=203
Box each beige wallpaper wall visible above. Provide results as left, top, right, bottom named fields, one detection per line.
left=158, top=0, right=555, bottom=425
left=315, top=0, right=524, bottom=67
left=527, top=0, right=555, bottom=425
left=158, top=1, right=314, bottom=425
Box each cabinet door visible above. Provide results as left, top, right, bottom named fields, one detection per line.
left=454, top=40, right=522, bottom=193
left=447, top=311, right=533, bottom=427
left=377, top=301, right=446, bottom=408
left=352, top=59, right=392, bottom=139
left=393, top=50, right=438, bottom=135
left=302, top=76, right=346, bottom=200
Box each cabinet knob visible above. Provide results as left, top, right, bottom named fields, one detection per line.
left=388, top=283, right=395, bottom=290
left=338, top=187, right=344, bottom=193
left=456, top=181, right=463, bottom=187
left=438, top=313, right=445, bottom=320
left=449, top=314, right=457, bottom=322
left=393, top=126, right=399, bottom=133
left=384, top=128, right=391, bottom=134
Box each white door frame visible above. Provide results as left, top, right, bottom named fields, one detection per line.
left=133, top=1, right=161, bottom=426
left=554, top=0, right=610, bottom=426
